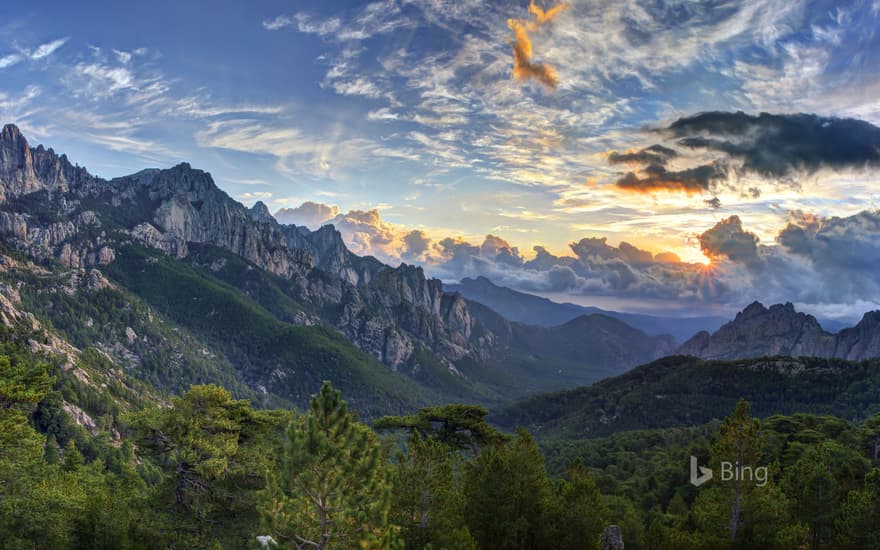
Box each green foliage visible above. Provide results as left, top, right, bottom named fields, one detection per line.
left=463, top=430, right=551, bottom=549
left=389, top=432, right=475, bottom=549
left=496, top=355, right=880, bottom=440
left=0, top=345, right=53, bottom=409
left=6, top=307, right=880, bottom=550
left=106, top=245, right=436, bottom=416
left=260, top=381, right=398, bottom=549
left=834, top=468, right=880, bottom=549
left=127, top=384, right=288, bottom=547
left=544, top=459, right=609, bottom=550
left=375, top=404, right=507, bottom=453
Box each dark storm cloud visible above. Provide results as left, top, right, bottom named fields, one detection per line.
left=610, top=112, right=880, bottom=199
left=705, top=197, right=722, bottom=209
left=699, top=215, right=759, bottom=262
left=615, top=162, right=728, bottom=193
left=608, top=144, right=678, bottom=166
left=670, top=111, right=880, bottom=178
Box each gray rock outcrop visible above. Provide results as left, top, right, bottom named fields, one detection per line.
left=0, top=123, right=496, bottom=370
left=679, top=301, right=880, bottom=361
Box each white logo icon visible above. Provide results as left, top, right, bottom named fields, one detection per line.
left=690, top=455, right=713, bottom=486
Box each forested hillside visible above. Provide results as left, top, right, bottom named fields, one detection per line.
left=4, top=326, right=880, bottom=549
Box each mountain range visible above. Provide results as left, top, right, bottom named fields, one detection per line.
left=678, top=301, right=880, bottom=361
left=5, top=121, right=880, bottom=428
left=447, top=275, right=727, bottom=342
left=0, top=124, right=684, bottom=415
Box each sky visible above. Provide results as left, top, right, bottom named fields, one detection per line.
left=2, top=0, right=880, bottom=321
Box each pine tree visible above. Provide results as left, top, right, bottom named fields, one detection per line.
left=464, top=429, right=551, bottom=549
left=45, top=433, right=60, bottom=465
left=692, top=399, right=792, bottom=548
left=127, top=384, right=283, bottom=547
left=858, top=414, right=880, bottom=463
left=544, top=459, right=609, bottom=549
left=782, top=441, right=868, bottom=547
left=390, top=431, right=476, bottom=549
left=62, top=440, right=84, bottom=472
left=261, top=381, right=398, bottom=549
left=834, top=468, right=880, bottom=549
left=375, top=404, right=507, bottom=455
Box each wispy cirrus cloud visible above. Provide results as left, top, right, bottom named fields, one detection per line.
left=0, top=37, right=68, bottom=70
left=30, top=38, right=68, bottom=60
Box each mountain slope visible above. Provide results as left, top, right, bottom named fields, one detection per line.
left=0, top=124, right=492, bottom=375
left=0, top=124, right=507, bottom=412
left=460, top=300, right=677, bottom=395
left=679, top=301, right=880, bottom=361
left=447, top=275, right=727, bottom=342
left=494, top=354, right=880, bottom=439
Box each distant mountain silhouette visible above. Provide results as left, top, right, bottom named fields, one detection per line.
left=447, top=276, right=727, bottom=343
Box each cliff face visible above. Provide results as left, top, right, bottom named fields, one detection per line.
left=678, top=301, right=880, bottom=361
left=0, top=124, right=494, bottom=370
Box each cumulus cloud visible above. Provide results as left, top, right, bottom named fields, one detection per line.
left=272, top=202, right=880, bottom=321
left=507, top=1, right=569, bottom=89
left=699, top=215, right=760, bottom=262
left=777, top=210, right=880, bottom=271
left=402, top=230, right=431, bottom=260
left=274, top=201, right=341, bottom=228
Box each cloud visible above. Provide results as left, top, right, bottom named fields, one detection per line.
left=402, top=230, right=431, bottom=260
left=74, top=63, right=135, bottom=94
left=670, top=112, right=880, bottom=179
left=330, top=77, right=383, bottom=98
left=0, top=37, right=68, bottom=70
left=507, top=1, right=569, bottom=89
left=269, top=201, right=880, bottom=321
left=609, top=111, right=880, bottom=198
left=294, top=14, right=343, bottom=36
left=608, top=144, right=678, bottom=166
left=0, top=54, right=22, bottom=69
left=30, top=38, right=68, bottom=60
left=262, top=15, right=295, bottom=31
left=778, top=210, right=880, bottom=271
left=615, top=162, right=728, bottom=194
left=274, top=202, right=341, bottom=228
left=266, top=2, right=411, bottom=41
left=699, top=216, right=759, bottom=262
left=196, top=118, right=420, bottom=180
left=367, top=107, right=399, bottom=121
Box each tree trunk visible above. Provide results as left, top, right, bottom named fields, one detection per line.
left=730, top=478, right=741, bottom=542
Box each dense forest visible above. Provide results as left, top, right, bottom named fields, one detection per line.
left=3, top=327, right=880, bottom=550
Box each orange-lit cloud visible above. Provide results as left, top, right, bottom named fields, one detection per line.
left=507, top=1, right=569, bottom=89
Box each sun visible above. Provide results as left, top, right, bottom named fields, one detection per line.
left=700, top=255, right=712, bottom=266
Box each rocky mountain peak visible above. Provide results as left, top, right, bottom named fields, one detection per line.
left=1, top=123, right=24, bottom=143
left=678, top=301, right=880, bottom=361
left=0, top=125, right=499, bottom=371
left=248, top=201, right=274, bottom=223
left=738, top=301, right=767, bottom=319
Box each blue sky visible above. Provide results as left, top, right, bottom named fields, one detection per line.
left=2, top=0, right=880, bottom=319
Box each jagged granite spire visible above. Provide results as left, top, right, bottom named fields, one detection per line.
left=248, top=201, right=275, bottom=223
left=0, top=125, right=495, bottom=369
left=678, top=301, right=880, bottom=361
